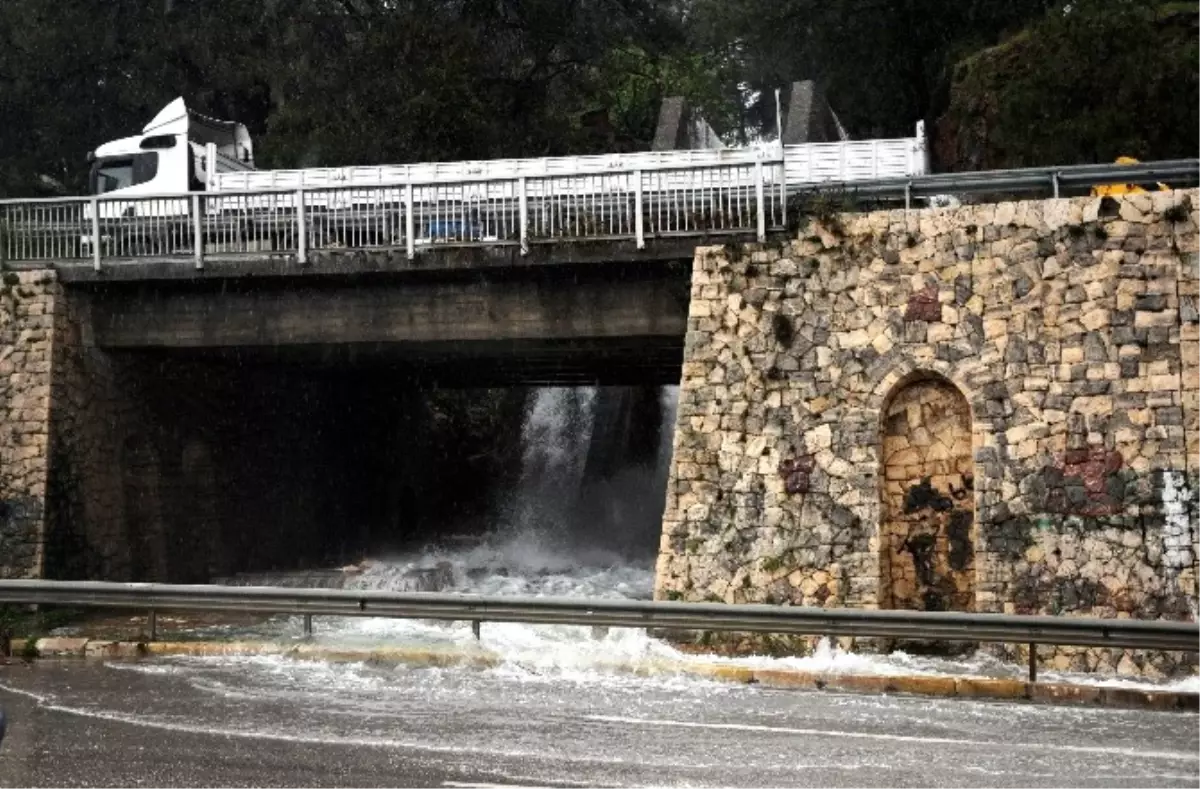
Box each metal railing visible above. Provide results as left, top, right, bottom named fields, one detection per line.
left=0, top=579, right=1195, bottom=682
left=841, top=158, right=1199, bottom=203
left=0, top=158, right=1195, bottom=270
left=0, top=160, right=783, bottom=268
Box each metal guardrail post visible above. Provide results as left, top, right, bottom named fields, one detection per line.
left=90, top=197, right=101, bottom=271
left=405, top=182, right=415, bottom=259
left=755, top=160, right=766, bottom=241
left=295, top=189, right=307, bottom=265
left=904, top=182, right=912, bottom=211
left=303, top=614, right=313, bottom=638
left=1051, top=172, right=1060, bottom=199
left=471, top=620, right=481, bottom=640
left=518, top=177, right=529, bottom=255
left=1028, top=642, right=1038, bottom=683
left=191, top=194, right=203, bottom=270
left=148, top=609, right=157, bottom=642
left=634, top=170, right=644, bottom=249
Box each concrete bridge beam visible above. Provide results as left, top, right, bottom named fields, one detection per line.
left=89, top=272, right=689, bottom=350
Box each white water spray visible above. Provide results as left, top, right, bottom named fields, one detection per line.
left=221, top=385, right=676, bottom=659
left=657, top=385, right=680, bottom=481
left=509, top=386, right=598, bottom=540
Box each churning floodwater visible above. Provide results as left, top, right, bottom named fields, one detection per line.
left=222, top=384, right=675, bottom=592
left=172, top=384, right=1196, bottom=693
left=204, top=384, right=677, bottom=659
left=498, top=385, right=679, bottom=564
left=309, top=385, right=673, bottom=663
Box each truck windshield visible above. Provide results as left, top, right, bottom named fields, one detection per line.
left=89, top=153, right=158, bottom=194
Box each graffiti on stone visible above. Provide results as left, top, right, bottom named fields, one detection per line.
left=777, top=453, right=815, bottom=495
left=881, top=378, right=976, bottom=613
left=946, top=509, right=974, bottom=571
left=903, top=476, right=953, bottom=513
left=904, top=285, right=941, bottom=322
left=1032, top=447, right=1127, bottom=517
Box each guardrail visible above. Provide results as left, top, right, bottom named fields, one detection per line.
left=837, top=158, right=1199, bottom=202
left=1, top=579, right=1196, bottom=682
left=0, top=158, right=1195, bottom=271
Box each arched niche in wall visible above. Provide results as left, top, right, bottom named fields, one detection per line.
left=878, top=372, right=976, bottom=612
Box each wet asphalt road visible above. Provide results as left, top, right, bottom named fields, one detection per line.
left=0, top=657, right=1196, bottom=788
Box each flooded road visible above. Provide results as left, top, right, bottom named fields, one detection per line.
left=4, top=382, right=1194, bottom=787
left=0, top=657, right=1196, bottom=787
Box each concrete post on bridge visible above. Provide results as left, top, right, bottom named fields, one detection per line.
left=780, top=80, right=846, bottom=145
left=653, top=79, right=845, bottom=152
left=651, top=96, right=727, bottom=152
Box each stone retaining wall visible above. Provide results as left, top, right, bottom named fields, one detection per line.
left=0, top=271, right=56, bottom=578
left=1, top=270, right=380, bottom=581
left=657, top=190, right=1199, bottom=677
left=45, top=310, right=340, bottom=582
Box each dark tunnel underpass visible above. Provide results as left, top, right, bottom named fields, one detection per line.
left=44, top=347, right=681, bottom=587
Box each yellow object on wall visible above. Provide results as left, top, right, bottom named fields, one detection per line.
left=1091, top=156, right=1170, bottom=196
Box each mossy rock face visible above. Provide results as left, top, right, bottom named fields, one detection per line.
left=935, top=2, right=1199, bottom=172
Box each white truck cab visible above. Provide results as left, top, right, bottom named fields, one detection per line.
left=87, top=97, right=255, bottom=200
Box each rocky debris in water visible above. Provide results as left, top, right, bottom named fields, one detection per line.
left=339, top=558, right=378, bottom=576
left=398, top=561, right=457, bottom=593
left=213, top=570, right=350, bottom=589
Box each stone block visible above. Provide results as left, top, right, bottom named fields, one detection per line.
left=804, top=424, right=833, bottom=452
left=1135, top=310, right=1177, bottom=328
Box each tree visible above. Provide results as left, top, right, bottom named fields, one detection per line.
left=935, top=0, right=1200, bottom=169
left=684, top=0, right=1055, bottom=140
left=0, top=0, right=697, bottom=194
left=0, top=0, right=165, bottom=195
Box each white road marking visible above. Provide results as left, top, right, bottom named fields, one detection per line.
left=582, top=714, right=1200, bottom=763
left=444, top=781, right=549, bottom=786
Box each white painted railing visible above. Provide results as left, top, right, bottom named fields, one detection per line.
left=0, top=130, right=925, bottom=267
left=0, top=159, right=786, bottom=268
left=783, top=138, right=920, bottom=184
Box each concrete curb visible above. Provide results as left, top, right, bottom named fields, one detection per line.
left=9, top=637, right=1197, bottom=712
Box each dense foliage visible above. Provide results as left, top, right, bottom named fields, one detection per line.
left=1, top=0, right=1195, bottom=197
left=684, top=0, right=1060, bottom=140
left=935, top=0, right=1200, bottom=170
left=0, top=0, right=700, bottom=195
